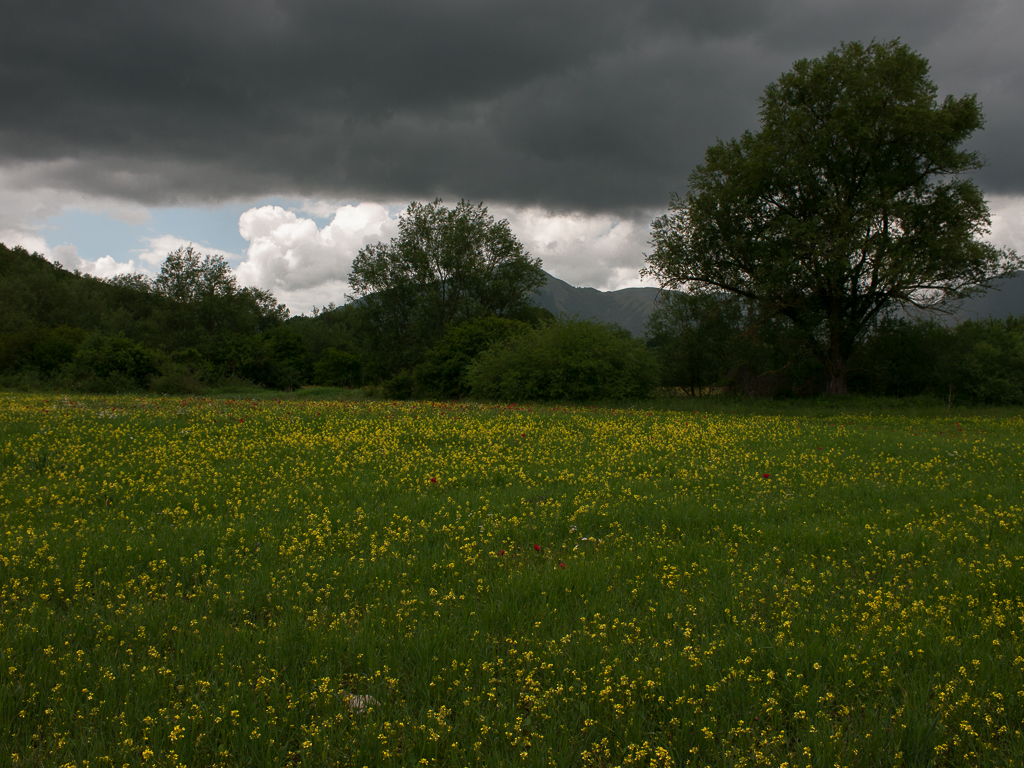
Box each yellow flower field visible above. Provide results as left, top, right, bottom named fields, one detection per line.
left=1, top=393, right=1022, bottom=767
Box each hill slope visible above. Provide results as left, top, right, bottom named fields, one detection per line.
left=531, top=271, right=663, bottom=337
left=531, top=269, right=1024, bottom=337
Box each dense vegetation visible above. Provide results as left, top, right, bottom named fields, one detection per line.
left=2, top=240, right=1023, bottom=404
left=645, top=291, right=1024, bottom=405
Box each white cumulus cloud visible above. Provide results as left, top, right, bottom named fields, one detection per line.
left=89, top=254, right=139, bottom=278
left=0, top=228, right=141, bottom=279
left=491, top=206, right=654, bottom=291
left=987, top=194, right=1024, bottom=258
left=235, top=202, right=400, bottom=311
left=232, top=200, right=657, bottom=315
left=133, top=234, right=241, bottom=268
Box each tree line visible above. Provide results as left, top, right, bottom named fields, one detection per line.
left=646, top=291, right=1024, bottom=404
left=3, top=229, right=1022, bottom=404
left=2, top=39, right=1020, bottom=403
left=0, top=202, right=661, bottom=402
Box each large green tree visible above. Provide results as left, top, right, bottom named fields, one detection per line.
left=348, top=199, right=545, bottom=377
left=643, top=40, right=1019, bottom=395
left=152, top=245, right=288, bottom=344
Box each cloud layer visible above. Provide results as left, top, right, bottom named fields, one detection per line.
left=3, top=1, right=1022, bottom=311
left=2, top=0, right=1022, bottom=214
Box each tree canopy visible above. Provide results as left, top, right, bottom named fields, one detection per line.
left=153, top=245, right=236, bottom=303
left=348, top=199, right=546, bottom=377
left=643, top=40, right=1019, bottom=394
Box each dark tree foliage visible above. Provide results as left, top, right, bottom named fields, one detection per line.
left=849, top=316, right=951, bottom=397
left=0, top=243, right=163, bottom=337
left=940, top=317, right=1024, bottom=404
left=349, top=199, right=545, bottom=378
left=646, top=291, right=824, bottom=398
left=288, top=302, right=365, bottom=385
left=643, top=40, right=1019, bottom=395
left=412, top=315, right=532, bottom=399
left=0, top=326, right=86, bottom=378
left=466, top=318, right=659, bottom=402
left=313, top=348, right=362, bottom=388
left=153, top=245, right=236, bottom=303
left=72, top=334, right=158, bottom=393
left=646, top=292, right=745, bottom=396
left=0, top=242, right=294, bottom=391
left=152, top=245, right=288, bottom=348
left=845, top=314, right=1024, bottom=404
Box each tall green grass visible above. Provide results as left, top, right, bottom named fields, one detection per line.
left=1, top=393, right=1022, bottom=767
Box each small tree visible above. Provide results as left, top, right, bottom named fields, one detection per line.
left=643, top=40, right=1019, bottom=395
left=413, top=315, right=531, bottom=398
left=348, top=199, right=545, bottom=377
left=153, top=245, right=288, bottom=345
left=153, top=245, right=236, bottom=303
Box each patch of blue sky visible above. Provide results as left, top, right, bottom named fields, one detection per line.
left=40, top=195, right=330, bottom=269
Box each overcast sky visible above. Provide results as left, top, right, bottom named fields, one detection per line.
left=2, top=0, right=1022, bottom=312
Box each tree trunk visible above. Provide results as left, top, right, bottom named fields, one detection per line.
left=824, top=347, right=849, bottom=395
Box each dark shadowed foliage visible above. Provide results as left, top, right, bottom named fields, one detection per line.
left=412, top=315, right=533, bottom=399
left=466, top=318, right=658, bottom=402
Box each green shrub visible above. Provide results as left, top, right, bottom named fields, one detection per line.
left=72, top=334, right=158, bottom=392
left=149, top=355, right=207, bottom=394
left=465, top=318, right=658, bottom=402
left=646, top=292, right=743, bottom=394
left=413, top=316, right=531, bottom=398
left=0, top=326, right=86, bottom=379
left=313, top=348, right=362, bottom=387
left=382, top=369, right=415, bottom=400
left=228, top=326, right=309, bottom=391
left=941, top=317, right=1024, bottom=404
left=849, top=317, right=950, bottom=397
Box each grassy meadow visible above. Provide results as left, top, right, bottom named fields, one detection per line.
left=1, top=392, right=1023, bottom=767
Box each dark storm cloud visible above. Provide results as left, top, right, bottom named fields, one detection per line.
left=2, top=0, right=1021, bottom=212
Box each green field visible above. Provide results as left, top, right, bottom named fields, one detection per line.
left=1, top=392, right=1023, bottom=767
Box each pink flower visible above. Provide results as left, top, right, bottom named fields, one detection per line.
left=558, top=562, right=566, bottom=569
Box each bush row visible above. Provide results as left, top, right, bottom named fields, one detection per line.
left=647, top=291, right=1024, bottom=404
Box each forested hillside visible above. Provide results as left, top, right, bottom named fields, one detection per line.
left=0, top=242, right=300, bottom=392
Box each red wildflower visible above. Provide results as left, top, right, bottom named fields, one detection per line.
left=762, top=473, right=770, bottom=479
left=534, top=544, right=541, bottom=552
left=430, top=477, right=437, bottom=484
left=558, top=562, right=566, bottom=569
left=499, top=550, right=506, bottom=556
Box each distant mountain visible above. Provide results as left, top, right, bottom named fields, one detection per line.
left=531, top=271, right=663, bottom=337
left=531, top=269, right=1024, bottom=337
